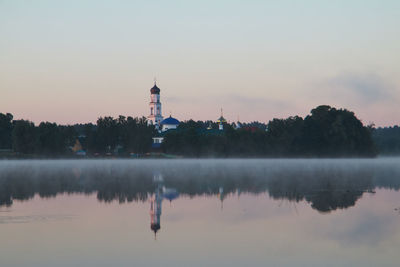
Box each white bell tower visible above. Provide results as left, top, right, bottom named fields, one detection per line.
left=148, top=80, right=163, bottom=129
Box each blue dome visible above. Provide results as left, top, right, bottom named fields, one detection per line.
left=161, top=116, right=180, bottom=125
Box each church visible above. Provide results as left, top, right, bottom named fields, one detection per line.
left=147, top=81, right=236, bottom=149
left=147, top=82, right=180, bottom=148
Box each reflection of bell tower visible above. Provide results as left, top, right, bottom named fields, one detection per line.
left=150, top=175, right=163, bottom=239
left=218, top=186, right=225, bottom=211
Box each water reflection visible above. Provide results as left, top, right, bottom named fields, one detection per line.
left=149, top=173, right=180, bottom=237
left=1, top=159, right=400, bottom=266
left=219, top=187, right=225, bottom=210
left=0, top=159, right=399, bottom=214
left=150, top=174, right=163, bottom=238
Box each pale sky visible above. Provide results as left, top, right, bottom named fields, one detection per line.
left=0, top=0, right=399, bottom=126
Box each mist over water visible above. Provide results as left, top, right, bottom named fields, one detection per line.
left=1, top=158, right=399, bottom=212
left=1, top=158, right=400, bottom=266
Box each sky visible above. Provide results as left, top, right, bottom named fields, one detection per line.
left=0, top=0, right=399, bottom=126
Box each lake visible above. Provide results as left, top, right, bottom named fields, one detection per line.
left=0, top=159, right=399, bottom=266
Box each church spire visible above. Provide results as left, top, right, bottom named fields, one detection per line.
left=217, top=108, right=226, bottom=130
left=148, top=80, right=163, bottom=129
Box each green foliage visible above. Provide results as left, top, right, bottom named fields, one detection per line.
left=36, top=122, right=71, bottom=155
left=119, top=116, right=155, bottom=154
left=12, top=120, right=37, bottom=154
left=96, top=116, right=119, bottom=152
left=162, top=105, right=376, bottom=157
left=81, top=116, right=155, bottom=154
left=162, top=121, right=268, bottom=157
left=266, top=116, right=304, bottom=156
left=301, top=105, right=376, bottom=157
left=0, top=106, right=380, bottom=157
left=0, top=113, right=13, bottom=149
left=372, top=126, right=400, bottom=155
left=1, top=112, right=155, bottom=156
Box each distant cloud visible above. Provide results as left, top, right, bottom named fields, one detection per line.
left=167, top=94, right=290, bottom=109
left=321, top=72, right=397, bottom=105
left=222, top=94, right=290, bottom=108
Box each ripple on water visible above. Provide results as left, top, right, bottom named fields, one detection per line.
left=0, top=214, right=74, bottom=224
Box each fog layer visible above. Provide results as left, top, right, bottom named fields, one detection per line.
left=1, top=159, right=399, bottom=212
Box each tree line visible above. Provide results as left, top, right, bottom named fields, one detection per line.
left=372, top=126, right=400, bottom=155
left=0, top=105, right=393, bottom=157
left=162, top=105, right=377, bottom=157
left=0, top=113, right=155, bottom=156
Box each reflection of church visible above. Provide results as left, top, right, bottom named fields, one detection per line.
left=219, top=186, right=224, bottom=210
left=150, top=181, right=162, bottom=239
left=149, top=173, right=179, bottom=239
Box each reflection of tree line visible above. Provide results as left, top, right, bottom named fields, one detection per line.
left=1, top=162, right=400, bottom=213
left=266, top=170, right=373, bottom=213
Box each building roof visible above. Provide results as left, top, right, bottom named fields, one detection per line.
left=217, top=108, right=227, bottom=123
left=161, top=116, right=180, bottom=125
left=151, top=223, right=160, bottom=233
left=217, top=116, right=227, bottom=123
left=150, top=83, right=160, bottom=94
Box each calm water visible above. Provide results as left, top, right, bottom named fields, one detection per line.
left=0, top=159, right=400, bottom=267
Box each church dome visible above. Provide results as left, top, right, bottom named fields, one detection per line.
left=150, top=84, right=160, bottom=94
left=151, top=223, right=160, bottom=233
left=161, top=116, right=180, bottom=125
left=217, top=116, right=227, bottom=123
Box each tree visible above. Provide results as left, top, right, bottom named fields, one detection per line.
left=118, top=116, right=155, bottom=154
left=372, top=126, right=400, bottom=155
left=128, top=117, right=155, bottom=154
left=266, top=116, right=304, bottom=156
left=37, top=122, right=65, bottom=155
left=0, top=113, right=13, bottom=149
left=96, top=117, right=119, bottom=152
left=12, top=120, right=37, bottom=154
left=59, top=125, right=78, bottom=150
left=301, top=105, right=376, bottom=157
